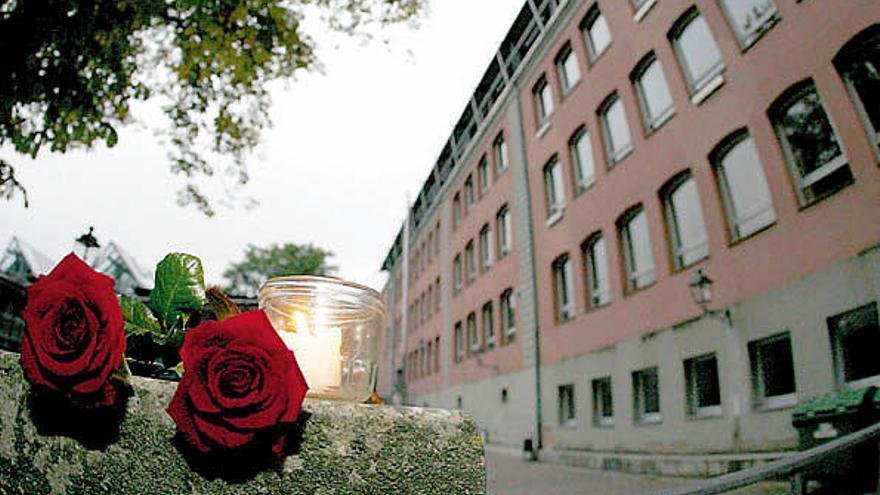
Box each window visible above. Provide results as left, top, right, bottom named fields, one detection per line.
left=426, top=286, right=433, bottom=319
left=617, top=206, right=656, bottom=292
left=552, top=254, right=575, bottom=323
left=467, top=312, right=479, bottom=354
left=434, top=336, right=440, bottom=373
left=453, top=254, right=463, bottom=292
left=558, top=384, right=576, bottom=427
left=556, top=42, right=581, bottom=93
left=769, top=81, right=852, bottom=205
left=631, top=0, right=656, bottom=21
left=420, top=341, right=426, bottom=377
left=465, top=240, right=476, bottom=282
left=434, top=277, right=441, bottom=313
left=533, top=75, right=554, bottom=123
left=497, top=206, right=512, bottom=258
left=501, top=288, right=516, bottom=343
left=582, top=233, right=611, bottom=308
left=711, top=131, right=776, bottom=241
left=719, top=0, right=779, bottom=49
left=426, top=341, right=433, bottom=376
left=599, top=93, right=633, bottom=165
left=543, top=155, right=566, bottom=221
left=591, top=377, right=614, bottom=426
left=479, top=224, right=493, bottom=272
left=670, top=8, right=726, bottom=100
left=464, top=175, right=475, bottom=211
left=494, top=133, right=509, bottom=173
left=633, top=367, right=661, bottom=424
left=632, top=53, right=675, bottom=131
left=834, top=27, right=880, bottom=156
left=828, top=303, right=880, bottom=388
left=661, top=172, right=709, bottom=269
left=684, top=353, right=722, bottom=418
left=453, top=193, right=462, bottom=228
left=581, top=4, right=611, bottom=61
left=454, top=322, right=464, bottom=362
left=569, top=127, right=596, bottom=191
left=748, top=332, right=796, bottom=410
left=482, top=301, right=495, bottom=350
left=478, top=156, right=490, bottom=195
left=434, top=224, right=441, bottom=256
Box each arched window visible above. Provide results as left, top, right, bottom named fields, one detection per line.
left=710, top=129, right=776, bottom=241
left=768, top=79, right=852, bottom=206
left=660, top=171, right=709, bottom=269
left=833, top=24, right=880, bottom=156
left=616, top=205, right=655, bottom=292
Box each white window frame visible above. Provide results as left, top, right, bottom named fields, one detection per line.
left=619, top=207, right=656, bottom=292
left=501, top=288, right=516, bottom=341
left=556, top=42, right=581, bottom=94
left=662, top=173, right=709, bottom=269
left=749, top=332, right=797, bottom=411
left=452, top=193, right=462, bottom=229
left=837, top=47, right=880, bottom=157
left=828, top=303, right=880, bottom=390
left=467, top=313, right=479, bottom=354
left=718, top=0, right=780, bottom=50
left=464, top=175, right=475, bottom=211
left=712, top=130, right=776, bottom=242
left=670, top=8, right=726, bottom=101
left=479, top=224, right=493, bottom=272
left=553, top=254, right=575, bottom=323
left=684, top=353, right=723, bottom=419
left=591, top=376, right=614, bottom=427
left=583, top=234, right=611, bottom=308
left=599, top=93, right=634, bottom=166
left=632, top=0, right=657, bottom=22
left=581, top=4, right=611, bottom=62
left=632, top=53, right=675, bottom=132
left=453, top=254, right=463, bottom=292
left=465, top=240, right=476, bottom=282
left=569, top=126, right=596, bottom=192
left=770, top=81, right=850, bottom=206
left=478, top=156, right=490, bottom=195
left=497, top=206, right=512, bottom=258
left=633, top=367, right=662, bottom=424
left=543, top=156, right=566, bottom=223
left=454, top=322, right=464, bottom=362
left=494, top=133, right=509, bottom=173
left=558, top=384, right=577, bottom=427
left=482, top=302, right=495, bottom=350
left=534, top=75, right=554, bottom=123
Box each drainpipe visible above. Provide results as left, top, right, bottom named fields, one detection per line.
left=513, top=79, right=543, bottom=459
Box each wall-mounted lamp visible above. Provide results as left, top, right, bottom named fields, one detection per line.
left=689, top=268, right=714, bottom=313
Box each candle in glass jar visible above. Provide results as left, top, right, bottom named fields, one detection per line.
left=276, top=311, right=342, bottom=392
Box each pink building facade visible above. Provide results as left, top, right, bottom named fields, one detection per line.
left=379, top=0, right=880, bottom=470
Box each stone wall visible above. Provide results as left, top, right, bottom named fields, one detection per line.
left=0, top=351, right=486, bottom=494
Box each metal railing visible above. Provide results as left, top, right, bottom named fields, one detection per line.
left=649, top=421, right=880, bottom=495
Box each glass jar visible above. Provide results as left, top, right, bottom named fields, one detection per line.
left=258, top=276, right=383, bottom=402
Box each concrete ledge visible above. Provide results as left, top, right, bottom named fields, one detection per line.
left=541, top=447, right=790, bottom=478
left=0, top=351, right=486, bottom=494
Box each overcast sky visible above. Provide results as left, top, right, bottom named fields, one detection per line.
left=1, top=0, right=525, bottom=292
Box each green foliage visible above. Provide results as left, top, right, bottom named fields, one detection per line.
left=0, top=0, right=425, bottom=215
left=223, top=242, right=336, bottom=297
left=119, top=295, right=161, bottom=337
left=121, top=252, right=208, bottom=378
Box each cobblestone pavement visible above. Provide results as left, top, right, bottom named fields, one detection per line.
left=486, top=450, right=788, bottom=495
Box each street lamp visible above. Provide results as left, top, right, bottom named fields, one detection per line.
left=689, top=269, right=713, bottom=314
left=75, top=226, right=100, bottom=263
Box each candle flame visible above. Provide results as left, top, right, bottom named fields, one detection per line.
left=293, top=310, right=311, bottom=335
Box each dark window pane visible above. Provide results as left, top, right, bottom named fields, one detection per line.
left=762, top=338, right=796, bottom=397
left=779, top=90, right=843, bottom=177
left=830, top=303, right=880, bottom=382
left=695, top=356, right=721, bottom=407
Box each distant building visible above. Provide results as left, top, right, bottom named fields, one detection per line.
left=377, top=0, right=880, bottom=470
left=0, top=237, right=155, bottom=351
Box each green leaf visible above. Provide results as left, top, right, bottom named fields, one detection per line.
left=149, top=253, right=206, bottom=329
left=174, top=361, right=185, bottom=378
left=119, top=295, right=161, bottom=337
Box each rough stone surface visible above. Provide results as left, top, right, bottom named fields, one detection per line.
left=0, top=351, right=486, bottom=494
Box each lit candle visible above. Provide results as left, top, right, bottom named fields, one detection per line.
left=276, top=311, right=342, bottom=393
left=259, top=275, right=383, bottom=402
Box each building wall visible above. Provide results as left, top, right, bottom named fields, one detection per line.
left=380, top=0, right=880, bottom=458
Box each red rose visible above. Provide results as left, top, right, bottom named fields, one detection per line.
left=21, top=253, right=126, bottom=408
left=167, top=310, right=308, bottom=454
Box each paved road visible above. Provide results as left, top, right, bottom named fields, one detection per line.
left=486, top=450, right=788, bottom=495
